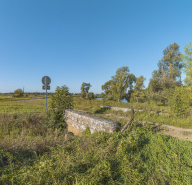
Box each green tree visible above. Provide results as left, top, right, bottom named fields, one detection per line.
left=81, top=82, right=92, bottom=98
left=148, top=43, right=183, bottom=104
left=130, top=75, right=146, bottom=103
left=44, top=85, right=73, bottom=132
left=108, top=66, right=130, bottom=102
left=149, top=43, right=183, bottom=93
left=123, top=73, right=137, bottom=102
left=163, top=43, right=182, bottom=81
left=14, top=88, right=23, bottom=97
left=86, top=92, right=94, bottom=100
left=181, top=42, right=192, bottom=86
left=101, top=80, right=114, bottom=100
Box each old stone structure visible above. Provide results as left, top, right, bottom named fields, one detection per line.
left=64, top=109, right=121, bottom=135
left=100, top=105, right=143, bottom=112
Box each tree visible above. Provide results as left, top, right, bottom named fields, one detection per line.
left=163, top=43, right=182, bottom=81
left=81, top=82, right=92, bottom=98
left=101, top=80, right=114, bottom=100
left=181, top=42, right=192, bottom=86
left=130, top=75, right=146, bottom=103
left=123, top=73, right=137, bottom=102
left=103, top=66, right=130, bottom=102
left=14, top=88, right=23, bottom=97
left=149, top=43, right=183, bottom=94
left=44, top=85, right=73, bottom=132
left=86, top=92, right=94, bottom=100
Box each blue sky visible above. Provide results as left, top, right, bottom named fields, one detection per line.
left=0, top=0, right=191, bottom=94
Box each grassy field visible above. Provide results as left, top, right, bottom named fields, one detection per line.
left=0, top=95, right=32, bottom=102
left=0, top=98, right=46, bottom=114
left=73, top=97, right=192, bottom=129
left=1, top=96, right=192, bottom=184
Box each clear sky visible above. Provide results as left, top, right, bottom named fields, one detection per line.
left=0, top=0, right=191, bottom=94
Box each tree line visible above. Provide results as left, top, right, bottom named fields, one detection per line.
left=80, top=42, right=192, bottom=110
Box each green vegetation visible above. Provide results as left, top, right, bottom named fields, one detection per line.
left=81, top=82, right=92, bottom=98
left=1, top=111, right=192, bottom=184
left=181, top=42, right=192, bottom=86
left=43, top=85, right=73, bottom=131
left=13, top=88, right=24, bottom=97
left=0, top=94, right=32, bottom=102
left=1, top=42, right=192, bottom=184
left=73, top=97, right=192, bottom=129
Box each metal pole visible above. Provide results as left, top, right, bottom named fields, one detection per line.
left=46, top=77, right=47, bottom=111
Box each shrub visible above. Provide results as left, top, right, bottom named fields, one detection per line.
left=168, top=86, right=190, bottom=118
left=86, top=92, right=94, bottom=100
left=82, top=126, right=91, bottom=135
left=14, top=89, right=23, bottom=97
left=43, top=85, right=73, bottom=132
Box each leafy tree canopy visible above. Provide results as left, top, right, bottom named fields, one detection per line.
left=14, top=88, right=23, bottom=97
left=102, top=66, right=130, bottom=102
left=81, top=82, right=92, bottom=98
left=181, top=42, right=192, bottom=86
left=149, top=43, right=183, bottom=93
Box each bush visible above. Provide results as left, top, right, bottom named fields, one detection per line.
left=43, top=85, right=73, bottom=132
left=14, top=89, right=23, bottom=97
left=82, top=126, right=91, bottom=135
left=168, top=86, right=190, bottom=118
left=86, top=92, right=94, bottom=100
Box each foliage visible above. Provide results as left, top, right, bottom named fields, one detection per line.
left=101, top=80, right=114, bottom=100
left=82, top=126, right=91, bottom=135
left=14, top=88, right=23, bottom=97
left=1, top=113, right=192, bottom=184
left=110, top=66, right=130, bottom=102
left=149, top=43, right=183, bottom=93
left=81, top=82, right=92, bottom=98
left=43, top=85, right=73, bottom=131
left=102, top=66, right=131, bottom=102
left=130, top=75, right=146, bottom=103
left=168, top=86, right=190, bottom=118
left=181, top=42, right=192, bottom=86
left=86, top=92, right=94, bottom=100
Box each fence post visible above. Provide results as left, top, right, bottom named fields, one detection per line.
left=121, top=108, right=134, bottom=133
left=131, top=108, right=134, bottom=121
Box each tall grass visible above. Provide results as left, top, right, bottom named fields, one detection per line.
left=0, top=112, right=192, bottom=184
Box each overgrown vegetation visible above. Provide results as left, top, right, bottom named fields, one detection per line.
left=1, top=111, right=192, bottom=184
left=43, top=85, right=73, bottom=132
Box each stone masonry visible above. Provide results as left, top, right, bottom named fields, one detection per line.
left=100, top=105, right=143, bottom=112
left=64, top=109, right=121, bottom=135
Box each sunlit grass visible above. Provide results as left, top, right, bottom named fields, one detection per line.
left=0, top=112, right=192, bottom=184
left=0, top=99, right=46, bottom=114
left=0, top=96, right=192, bottom=184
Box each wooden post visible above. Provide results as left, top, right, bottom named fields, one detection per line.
left=121, top=108, right=134, bottom=133
left=131, top=108, right=134, bottom=121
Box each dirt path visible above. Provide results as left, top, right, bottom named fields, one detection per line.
left=0, top=97, right=40, bottom=102
left=155, top=124, right=192, bottom=142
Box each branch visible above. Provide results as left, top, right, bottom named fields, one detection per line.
left=120, top=118, right=133, bottom=133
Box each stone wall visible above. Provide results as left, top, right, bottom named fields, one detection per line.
left=100, top=105, right=143, bottom=112
left=64, top=109, right=121, bottom=135
left=100, top=106, right=169, bottom=116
